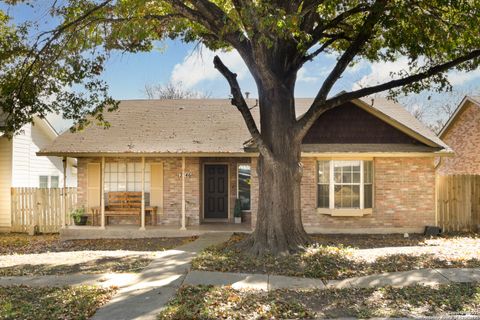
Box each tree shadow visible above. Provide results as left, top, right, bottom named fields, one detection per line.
left=0, top=255, right=152, bottom=276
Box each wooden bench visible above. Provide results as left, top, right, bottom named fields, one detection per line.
left=104, top=192, right=157, bottom=226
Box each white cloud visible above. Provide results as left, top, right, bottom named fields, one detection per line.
left=170, top=46, right=249, bottom=88
left=297, top=67, right=319, bottom=83
left=352, top=57, right=410, bottom=91
left=353, top=57, right=480, bottom=91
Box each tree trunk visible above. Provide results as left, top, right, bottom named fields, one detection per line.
left=240, top=78, right=311, bottom=256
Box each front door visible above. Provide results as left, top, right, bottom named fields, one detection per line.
left=204, top=164, right=228, bottom=219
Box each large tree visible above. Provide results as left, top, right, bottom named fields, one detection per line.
left=3, top=0, right=480, bottom=255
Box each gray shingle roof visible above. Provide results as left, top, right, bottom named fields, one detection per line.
left=38, top=97, right=450, bottom=155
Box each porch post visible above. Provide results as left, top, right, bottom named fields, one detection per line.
left=62, top=157, right=67, bottom=228
left=140, top=157, right=146, bottom=230
left=180, top=156, right=186, bottom=230
left=100, top=157, right=105, bottom=229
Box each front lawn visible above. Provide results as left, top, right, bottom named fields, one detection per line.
left=0, top=255, right=153, bottom=276
left=158, top=283, right=480, bottom=319
left=0, top=233, right=197, bottom=255
left=0, top=285, right=115, bottom=320
left=191, top=233, right=480, bottom=280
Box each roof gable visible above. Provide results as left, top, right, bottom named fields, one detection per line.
left=439, top=96, right=480, bottom=138
left=303, top=102, right=428, bottom=145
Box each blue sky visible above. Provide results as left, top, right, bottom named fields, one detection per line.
left=5, top=2, right=480, bottom=132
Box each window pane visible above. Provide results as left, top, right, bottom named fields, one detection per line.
left=317, top=161, right=330, bottom=184
left=364, top=184, right=373, bottom=208
left=317, top=184, right=329, bottom=208
left=334, top=185, right=360, bottom=208
left=39, top=176, right=48, bottom=188
left=127, top=182, right=135, bottom=191
left=238, top=164, right=251, bottom=211
left=127, top=162, right=135, bottom=173
left=50, top=176, right=59, bottom=188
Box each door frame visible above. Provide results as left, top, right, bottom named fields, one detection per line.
left=202, top=162, right=230, bottom=222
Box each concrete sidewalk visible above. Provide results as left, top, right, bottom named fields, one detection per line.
left=90, top=232, right=232, bottom=320
left=183, top=268, right=480, bottom=291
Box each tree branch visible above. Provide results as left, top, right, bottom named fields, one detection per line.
left=213, top=55, right=273, bottom=159
left=296, top=49, right=480, bottom=138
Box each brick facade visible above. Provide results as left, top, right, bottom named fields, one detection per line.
left=78, top=155, right=435, bottom=233
left=251, top=156, right=436, bottom=233
left=438, top=100, right=480, bottom=175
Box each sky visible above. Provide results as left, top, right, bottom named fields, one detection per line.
left=4, top=2, right=480, bottom=133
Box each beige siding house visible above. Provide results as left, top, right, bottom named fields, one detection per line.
left=437, top=96, right=480, bottom=175
left=39, top=98, right=451, bottom=236
left=0, top=117, right=77, bottom=230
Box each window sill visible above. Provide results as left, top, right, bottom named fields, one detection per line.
left=316, top=208, right=372, bottom=217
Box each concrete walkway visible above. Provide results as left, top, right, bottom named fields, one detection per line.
left=184, top=268, right=480, bottom=291
left=90, top=232, right=232, bottom=320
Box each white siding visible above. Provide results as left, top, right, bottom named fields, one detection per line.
left=0, top=137, right=12, bottom=227
left=12, top=121, right=76, bottom=188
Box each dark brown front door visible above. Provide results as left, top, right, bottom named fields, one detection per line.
left=204, top=164, right=228, bottom=219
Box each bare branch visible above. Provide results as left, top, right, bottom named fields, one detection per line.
left=296, top=48, right=480, bottom=137
left=213, top=55, right=273, bottom=159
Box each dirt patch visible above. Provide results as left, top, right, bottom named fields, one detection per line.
left=0, top=233, right=197, bottom=255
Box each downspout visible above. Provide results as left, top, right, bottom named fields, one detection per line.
left=180, top=156, right=187, bottom=230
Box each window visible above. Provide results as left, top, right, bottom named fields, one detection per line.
left=50, top=176, right=59, bottom=188
left=105, top=162, right=151, bottom=192
left=317, top=160, right=373, bottom=210
left=237, top=164, right=251, bottom=211
left=39, top=176, right=49, bottom=188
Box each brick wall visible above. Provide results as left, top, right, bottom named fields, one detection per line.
left=438, top=101, right=480, bottom=175
left=251, top=157, right=436, bottom=233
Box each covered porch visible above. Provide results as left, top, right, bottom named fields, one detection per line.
left=63, top=155, right=254, bottom=234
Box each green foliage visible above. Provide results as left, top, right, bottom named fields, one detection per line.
left=1, top=0, right=480, bottom=134
left=69, top=207, right=86, bottom=224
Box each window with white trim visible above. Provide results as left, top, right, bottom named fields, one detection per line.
left=317, top=160, right=373, bottom=209
left=104, top=162, right=151, bottom=192
left=237, top=164, right=251, bottom=211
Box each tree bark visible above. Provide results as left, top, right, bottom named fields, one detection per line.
left=240, top=78, right=311, bottom=256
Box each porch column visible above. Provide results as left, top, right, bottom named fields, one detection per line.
left=100, top=157, right=105, bottom=229
left=62, top=157, right=67, bottom=228
left=180, top=156, right=186, bottom=230
left=140, top=157, right=146, bottom=230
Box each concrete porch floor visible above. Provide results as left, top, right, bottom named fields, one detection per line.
left=60, top=223, right=252, bottom=240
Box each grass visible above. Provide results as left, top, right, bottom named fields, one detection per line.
left=158, top=283, right=480, bottom=319
left=191, top=233, right=480, bottom=280
left=0, top=255, right=153, bottom=277
left=0, top=285, right=115, bottom=320
left=0, top=233, right=197, bottom=255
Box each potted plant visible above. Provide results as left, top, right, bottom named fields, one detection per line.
left=70, top=207, right=88, bottom=226
left=234, top=199, right=242, bottom=224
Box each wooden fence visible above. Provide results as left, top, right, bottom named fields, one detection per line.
left=436, top=175, right=480, bottom=232
left=11, top=187, right=77, bottom=233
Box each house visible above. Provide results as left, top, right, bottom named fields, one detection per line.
left=437, top=96, right=480, bottom=175
left=0, top=115, right=77, bottom=231
left=38, top=98, right=451, bottom=236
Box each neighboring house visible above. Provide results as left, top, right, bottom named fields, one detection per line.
left=0, top=116, right=77, bottom=230
left=39, top=98, right=451, bottom=234
left=437, top=96, right=480, bottom=175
